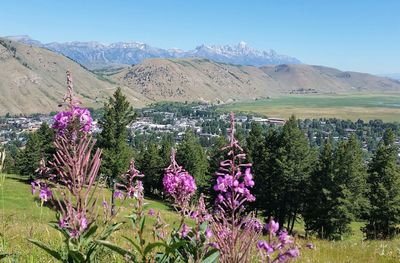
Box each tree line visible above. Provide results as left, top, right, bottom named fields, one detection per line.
left=3, top=88, right=400, bottom=240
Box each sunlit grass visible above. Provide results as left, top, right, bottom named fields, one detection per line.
left=1, top=175, right=400, bottom=262
left=220, top=93, right=400, bottom=122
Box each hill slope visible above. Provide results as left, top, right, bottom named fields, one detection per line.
left=0, top=38, right=148, bottom=114
left=111, top=59, right=400, bottom=104
left=260, top=64, right=400, bottom=93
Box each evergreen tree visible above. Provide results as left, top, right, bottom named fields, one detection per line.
left=305, top=135, right=367, bottom=239
left=16, top=123, right=55, bottom=177
left=37, top=122, right=56, bottom=161
left=96, top=88, right=135, bottom=213
left=304, top=140, right=336, bottom=238
left=246, top=122, right=264, bottom=164
left=275, top=115, right=316, bottom=233
left=139, top=143, right=164, bottom=197
left=16, top=132, right=41, bottom=177
left=246, top=122, right=265, bottom=212
left=254, top=116, right=316, bottom=233
left=363, top=129, right=400, bottom=239
left=176, top=131, right=210, bottom=193
left=253, top=129, right=280, bottom=220
left=339, top=135, right=368, bottom=218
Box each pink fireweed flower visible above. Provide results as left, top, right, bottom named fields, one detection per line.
left=287, top=247, right=300, bottom=258
left=113, top=190, right=124, bottom=199
left=213, top=112, right=255, bottom=213
left=306, top=242, right=315, bottom=249
left=72, top=107, right=92, bottom=132
left=116, top=159, right=145, bottom=200
left=39, top=186, right=52, bottom=202
left=69, top=230, right=80, bottom=239
left=58, top=218, right=67, bottom=229
left=52, top=111, right=73, bottom=134
left=278, top=230, right=293, bottom=246
left=80, top=216, right=88, bottom=231
left=163, top=148, right=196, bottom=210
left=244, top=168, right=255, bottom=187
left=52, top=106, right=92, bottom=135
left=32, top=72, right=103, bottom=243
left=205, top=227, right=213, bottom=238
left=31, top=181, right=36, bottom=195
left=265, top=219, right=280, bottom=235
left=180, top=223, right=190, bottom=238
left=257, top=241, right=274, bottom=254
left=148, top=208, right=155, bottom=216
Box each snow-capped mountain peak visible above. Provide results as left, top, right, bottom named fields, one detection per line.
left=6, top=36, right=301, bottom=69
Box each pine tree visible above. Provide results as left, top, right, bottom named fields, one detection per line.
left=341, top=135, right=368, bottom=218
left=96, top=88, right=135, bottom=213
left=16, top=132, right=41, bottom=177
left=246, top=122, right=264, bottom=164
left=176, top=131, right=209, bottom=193
left=253, top=116, right=316, bottom=232
left=139, top=143, right=164, bottom=197
left=304, top=140, right=335, bottom=238
left=274, top=115, right=316, bottom=233
left=246, top=122, right=265, bottom=212
left=364, top=129, right=400, bottom=239
left=254, top=128, right=281, bottom=220
left=16, top=122, right=55, bottom=178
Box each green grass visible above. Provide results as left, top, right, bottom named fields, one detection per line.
left=1, top=175, right=400, bottom=262
left=219, top=93, right=400, bottom=122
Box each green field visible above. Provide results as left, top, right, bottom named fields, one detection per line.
left=220, top=93, right=400, bottom=122
left=1, top=175, right=400, bottom=262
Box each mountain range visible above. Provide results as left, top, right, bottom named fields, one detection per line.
left=6, top=35, right=301, bottom=70
left=1, top=37, right=400, bottom=115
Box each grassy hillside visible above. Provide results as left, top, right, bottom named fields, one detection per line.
left=220, top=93, right=400, bottom=122
left=1, top=175, right=400, bottom=262
left=0, top=38, right=148, bottom=115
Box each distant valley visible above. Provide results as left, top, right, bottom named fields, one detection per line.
left=1, top=37, right=400, bottom=115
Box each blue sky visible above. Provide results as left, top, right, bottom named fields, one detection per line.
left=0, top=0, right=399, bottom=74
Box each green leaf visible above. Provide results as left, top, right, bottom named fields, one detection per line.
left=28, top=239, right=62, bottom=260
left=122, top=236, right=142, bottom=255
left=68, top=250, right=86, bottom=262
left=82, top=224, right=98, bottom=239
left=143, top=242, right=166, bottom=256
left=95, top=240, right=135, bottom=260
left=165, top=240, right=187, bottom=255
left=199, top=222, right=208, bottom=232
left=98, top=222, right=123, bottom=240
left=139, top=216, right=146, bottom=233
left=201, top=249, right=219, bottom=263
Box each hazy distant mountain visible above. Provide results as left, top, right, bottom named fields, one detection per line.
left=6, top=36, right=301, bottom=69
left=379, top=73, right=400, bottom=80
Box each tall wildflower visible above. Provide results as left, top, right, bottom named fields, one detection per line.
left=256, top=219, right=299, bottom=262
left=209, top=112, right=261, bottom=263
left=32, top=71, right=100, bottom=238
left=29, top=72, right=121, bottom=262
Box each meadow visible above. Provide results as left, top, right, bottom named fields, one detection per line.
left=219, top=93, right=400, bottom=122
left=1, top=175, right=400, bottom=262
